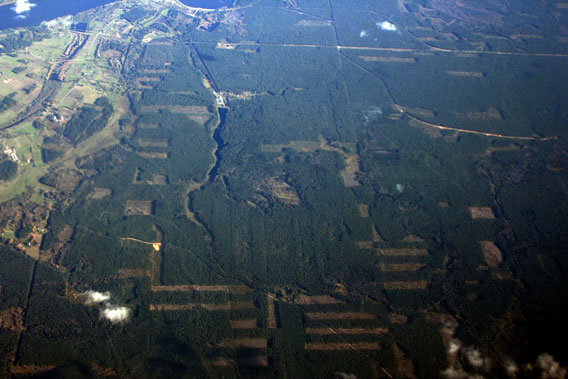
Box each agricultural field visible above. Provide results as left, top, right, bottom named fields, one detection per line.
left=0, top=0, right=567, bottom=377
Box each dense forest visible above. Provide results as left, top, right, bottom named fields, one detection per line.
left=0, top=0, right=567, bottom=377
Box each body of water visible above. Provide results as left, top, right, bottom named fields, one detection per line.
left=0, top=0, right=116, bottom=31
left=178, top=0, right=233, bottom=9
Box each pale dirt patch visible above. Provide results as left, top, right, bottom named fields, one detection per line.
left=119, top=269, right=150, bottom=278
left=359, top=56, right=416, bottom=63
left=388, top=313, right=408, bottom=324
left=409, top=118, right=445, bottom=138
left=296, top=295, right=344, bottom=305
left=383, top=281, right=429, bottom=290
left=305, top=342, right=381, bottom=350
left=295, top=20, right=332, bottom=26
left=149, top=302, right=254, bottom=311
left=188, top=114, right=212, bottom=125
left=141, top=105, right=209, bottom=113
left=140, top=69, right=171, bottom=74
left=152, top=175, right=168, bottom=185
left=211, top=356, right=268, bottom=366
left=57, top=225, right=74, bottom=242
left=377, top=248, right=429, bottom=256
left=138, top=138, right=169, bottom=148
left=267, top=293, right=278, bottom=328
left=219, top=338, right=267, bottom=349
left=439, top=201, right=450, bottom=208
left=378, top=263, right=426, bottom=272
left=100, top=49, right=122, bottom=58
left=10, top=366, right=56, bottom=375
left=91, top=363, right=118, bottom=377
left=137, top=152, right=169, bottom=159
left=479, top=241, right=503, bottom=267
left=510, top=34, right=544, bottom=40
left=306, top=328, right=387, bottom=335
left=216, top=42, right=237, bottom=49
left=455, top=107, right=502, bottom=120
left=261, top=137, right=360, bottom=187
left=261, top=141, right=319, bottom=153
left=340, top=154, right=361, bottom=187
left=469, top=207, right=495, bottom=219
left=0, top=307, right=24, bottom=331
left=357, top=241, right=374, bottom=249
left=230, top=319, right=257, bottom=329
left=400, top=234, right=424, bottom=243
left=88, top=187, right=111, bottom=199
left=394, top=344, right=416, bottom=379
left=265, top=177, right=300, bottom=205
left=124, top=200, right=153, bottom=216
left=25, top=233, right=42, bottom=260
left=396, top=105, right=437, bottom=119
left=306, top=312, right=375, bottom=320
left=446, top=71, right=485, bottom=78
left=372, top=225, right=384, bottom=242
left=423, top=312, right=457, bottom=324
left=151, top=285, right=251, bottom=293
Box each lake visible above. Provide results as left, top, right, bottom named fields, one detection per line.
left=0, top=0, right=117, bottom=31
left=178, top=0, right=234, bottom=9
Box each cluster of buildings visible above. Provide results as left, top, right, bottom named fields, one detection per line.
left=3, top=146, right=18, bottom=161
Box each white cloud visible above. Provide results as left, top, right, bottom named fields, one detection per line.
left=101, top=305, right=131, bottom=324
left=81, top=290, right=112, bottom=305
left=12, top=0, right=36, bottom=14
left=449, top=340, right=462, bottom=355
left=535, top=354, right=567, bottom=379
left=504, top=360, right=519, bottom=377
left=464, top=348, right=488, bottom=369
left=359, top=30, right=368, bottom=38
left=442, top=333, right=566, bottom=379
left=80, top=290, right=131, bottom=324
left=377, top=21, right=397, bottom=31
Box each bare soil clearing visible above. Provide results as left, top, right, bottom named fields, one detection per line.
left=305, top=343, right=381, bottom=350
left=230, top=319, right=258, bottom=329
left=377, top=248, right=429, bottom=256
left=137, top=152, right=169, bottom=159
left=149, top=302, right=254, bottom=311
left=469, top=207, right=495, bottom=219
left=359, top=56, right=416, bottom=63
left=296, top=295, right=344, bottom=305
left=479, top=241, right=503, bottom=267
left=151, top=284, right=251, bottom=293
left=211, top=356, right=268, bottom=366
left=0, top=307, right=24, bottom=331
left=88, top=187, right=112, bottom=199
left=358, top=204, right=369, bottom=218
left=383, top=281, right=429, bottom=290
left=307, top=312, right=375, bottom=320
left=378, top=263, right=426, bottom=272
left=446, top=71, right=485, bottom=78
left=306, top=328, right=387, bottom=335
left=124, top=200, right=153, bottom=216
left=218, top=338, right=267, bottom=349
left=138, top=138, right=169, bottom=148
